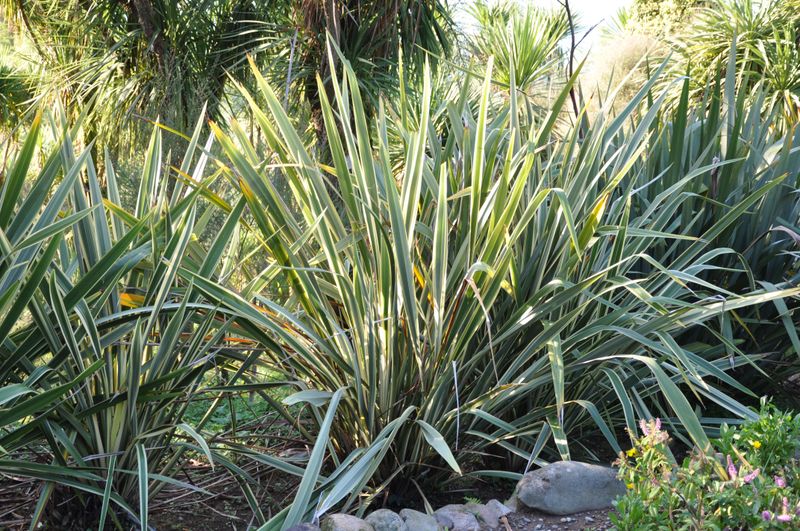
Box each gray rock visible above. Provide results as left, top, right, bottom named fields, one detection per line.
left=503, top=496, right=519, bottom=512
left=398, top=509, right=439, bottom=531
left=433, top=511, right=454, bottom=529
left=515, top=461, right=625, bottom=515
left=486, top=499, right=512, bottom=518
left=365, top=509, right=407, bottom=531
left=433, top=505, right=480, bottom=531
left=321, top=514, right=374, bottom=531
left=464, top=503, right=500, bottom=528
left=286, top=525, right=321, bottom=531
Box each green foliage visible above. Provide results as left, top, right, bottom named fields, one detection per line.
left=0, top=109, right=275, bottom=528
left=297, top=0, right=452, bottom=97
left=1, top=0, right=453, bottom=148
left=626, top=0, right=701, bottom=36
left=657, top=64, right=800, bottom=392
left=613, top=412, right=800, bottom=529
left=0, top=65, right=32, bottom=127
left=670, top=0, right=800, bottom=132
left=469, top=0, right=567, bottom=91
left=1, top=13, right=800, bottom=528
left=717, top=402, right=800, bottom=474
left=1, top=0, right=294, bottom=144
left=198, top=42, right=800, bottom=517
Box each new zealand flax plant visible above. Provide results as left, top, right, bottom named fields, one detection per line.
left=0, top=108, right=286, bottom=529
left=197, top=43, right=799, bottom=520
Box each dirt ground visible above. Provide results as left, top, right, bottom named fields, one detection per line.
left=2, top=460, right=617, bottom=531
left=0, top=462, right=298, bottom=531
left=502, top=509, right=614, bottom=530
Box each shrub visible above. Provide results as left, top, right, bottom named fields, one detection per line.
left=0, top=111, right=269, bottom=528
left=2, top=39, right=799, bottom=529
left=613, top=411, right=800, bottom=529
left=717, top=402, right=800, bottom=475
left=200, top=44, right=800, bottom=515
left=669, top=0, right=800, bottom=131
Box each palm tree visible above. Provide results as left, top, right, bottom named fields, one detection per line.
left=293, top=0, right=452, bottom=140
left=2, top=0, right=452, bottom=147
left=468, top=0, right=567, bottom=93
left=670, top=0, right=800, bottom=131
left=2, top=0, right=291, bottom=146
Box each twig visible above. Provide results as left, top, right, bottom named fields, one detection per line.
left=452, top=361, right=460, bottom=451
left=575, top=22, right=602, bottom=49
left=559, top=0, right=581, bottom=121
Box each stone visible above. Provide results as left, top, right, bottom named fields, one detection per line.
left=515, top=461, right=626, bottom=515
left=433, top=510, right=453, bottom=529
left=463, top=503, right=501, bottom=529
left=486, top=499, right=512, bottom=518
left=365, top=509, right=407, bottom=531
left=321, top=514, right=374, bottom=531
left=503, top=496, right=519, bottom=512
left=400, top=509, right=440, bottom=531
left=398, top=509, right=439, bottom=531
left=286, top=525, right=321, bottom=531
left=433, top=505, right=480, bottom=531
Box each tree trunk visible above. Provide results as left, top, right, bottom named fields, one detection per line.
left=130, top=0, right=169, bottom=68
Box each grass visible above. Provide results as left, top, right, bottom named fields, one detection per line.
left=183, top=370, right=293, bottom=435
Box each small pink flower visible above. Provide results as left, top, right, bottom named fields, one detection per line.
left=774, top=476, right=786, bottom=488
left=639, top=419, right=649, bottom=436
left=742, top=469, right=760, bottom=483
left=775, top=496, right=795, bottom=522
left=726, top=455, right=738, bottom=479
left=654, top=418, right=661, bottom=431
left=762, top=510, right=773, bottom=521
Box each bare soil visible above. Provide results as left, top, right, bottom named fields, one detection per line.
left=2, top=467, right=617, bottom=531
left=502, top=509, right=615, bottom=530
left=0, top=461, right=299, bottom=531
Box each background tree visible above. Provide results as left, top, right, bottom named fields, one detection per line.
left=2, top=0, right=291, bottom=147
left=294, top=0, right=451, bottom=142
left=2, top=0, right=452, bottom=149
left=627, top=0, right=703, bottom=36
left=469, top=0, right=568, bottom=93
left=670, top=0, right=800, bottom=130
